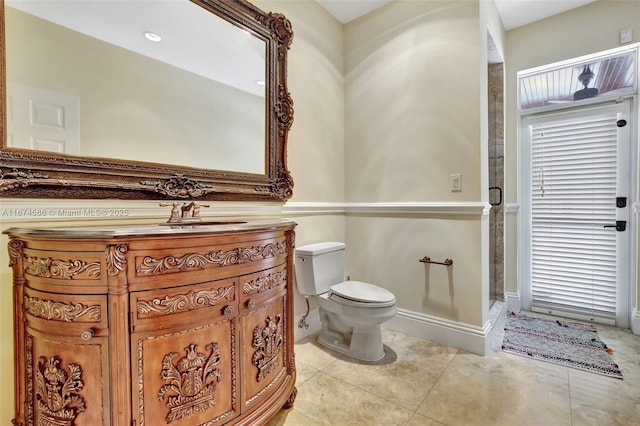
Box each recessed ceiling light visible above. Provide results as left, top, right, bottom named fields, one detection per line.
left=143, top=31, right=162, bottom=42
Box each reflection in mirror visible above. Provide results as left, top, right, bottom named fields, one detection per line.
left=6, top=0, right=266, bottom=174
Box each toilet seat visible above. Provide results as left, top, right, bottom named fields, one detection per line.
left=328, top=281, right=396, bottom=308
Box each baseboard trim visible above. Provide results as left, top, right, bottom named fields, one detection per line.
left=505, top=291, right=521, bottom=313
left=632, top=308, right=640, bottom=335
left=293, top=307, right=510, bottom=355
left=385, top=308, right=495, bottom=355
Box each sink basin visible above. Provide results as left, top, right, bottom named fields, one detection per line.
left=159, top=221, right=247, bottom=226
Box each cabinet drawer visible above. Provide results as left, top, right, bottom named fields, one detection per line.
left=131, top=278, right=237, bottom=332
left=127, top=236, right=288, bottom=291
left=240, top=263, right=287, bottom=309
left=24, top=287, right=108, bottom=336
left=21, top=247, right=106, bottom=294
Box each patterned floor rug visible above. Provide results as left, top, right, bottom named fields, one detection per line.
left=502, top=312, right=623, bottom=379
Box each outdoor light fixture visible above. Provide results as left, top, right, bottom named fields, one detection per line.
left=573, top=64, right=598, bottom=100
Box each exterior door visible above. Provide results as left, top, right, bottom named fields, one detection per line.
left=523, top=100, right=631, bottom=326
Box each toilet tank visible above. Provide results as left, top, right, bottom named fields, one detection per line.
left=294, top=242, right=346, bottom=295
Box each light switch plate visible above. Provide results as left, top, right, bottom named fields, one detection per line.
left=620, top=28, right=632, bottom=44
left=451, top=174, right=462, bottom=192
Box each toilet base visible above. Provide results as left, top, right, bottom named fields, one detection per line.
left=317, top=324, right=385, bottom=362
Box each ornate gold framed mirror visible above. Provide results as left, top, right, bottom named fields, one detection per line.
left=0, top=0, right=294, bottom=201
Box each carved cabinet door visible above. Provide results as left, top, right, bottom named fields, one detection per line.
left=239, top=264, right=289, bottom=413
left=130, top=278, right=240, bottom=426
left=23, top=289, right=111, bottom=426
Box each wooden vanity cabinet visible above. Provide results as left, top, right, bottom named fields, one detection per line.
left=5, top=222, right=297, bottom=426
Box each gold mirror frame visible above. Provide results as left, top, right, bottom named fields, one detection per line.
left=0, top=0, right=294, bottom=201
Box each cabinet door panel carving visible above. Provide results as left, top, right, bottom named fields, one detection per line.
left=240, top=296, right=287, bottom=410
left=133, top=319, right=239, bottom=425
left=252, top=313, right=283, bottom=382
left=28, top=332, right=110, bottom=425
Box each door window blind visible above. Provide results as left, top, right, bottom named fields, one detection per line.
left=530, top=113, right=618, bottom=321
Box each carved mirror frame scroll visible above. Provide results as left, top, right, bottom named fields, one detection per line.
left=0, top=0, right=294, bottom=201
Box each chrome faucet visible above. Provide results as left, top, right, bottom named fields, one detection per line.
left=160, top=202, right=209, bottom=223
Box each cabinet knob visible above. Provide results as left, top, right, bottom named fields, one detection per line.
left=81, top=329, right=94, bottom=340
left=247, top=300, right=256, bottom=309
left=223, top=306, right=234, bottom=317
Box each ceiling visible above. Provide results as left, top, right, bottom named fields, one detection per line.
left=8, top=0, right=604, bottom=96
left=317, top=0, right=598, bottom=30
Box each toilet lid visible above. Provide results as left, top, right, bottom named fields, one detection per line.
left=329, top=281, right=396, bottom=307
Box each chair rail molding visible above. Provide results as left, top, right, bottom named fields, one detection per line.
left=504, top=203, right=520, bottom=213
left=282, top=202, right=490, bottom=217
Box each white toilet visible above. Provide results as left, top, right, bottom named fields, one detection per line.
left=295, top=242, right=397, bottom=361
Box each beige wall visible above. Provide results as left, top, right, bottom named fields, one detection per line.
left=345, top=0, right=482, bottom=203
left=343, top=0, right=494, bottom=329
left=256, top=0, right=346, bottom=204
left=503, top=0, right=640, bottom=311
left=346, top=215, right=484, bottom=325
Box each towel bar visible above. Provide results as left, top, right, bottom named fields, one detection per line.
left=419, top=256, right=453, bottom=266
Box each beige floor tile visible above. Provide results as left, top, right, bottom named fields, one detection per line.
left=569, top=368, right=640, bottom=416
left=417, top=351, right=572, bottom=426
left=406, top=412, right=447, bottom=425
left=267, top=372, right=414, bottom=425
left=570, top=401, right=640, bottom=426
left=294, top=360, right=321, bottom=386
left=267, top=318, right=640, bottom=426
left=567, top=324, right=640, bottom=424
left=294, top=335, right=342, bottom=371
left=266, top=405, right=328, bottom=426
left=323, top=341, right=447, bottom=410
left=382, top=329, right=459, bottom=365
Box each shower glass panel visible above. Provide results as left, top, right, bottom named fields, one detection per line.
left=488, top=33, right=504, bottom=305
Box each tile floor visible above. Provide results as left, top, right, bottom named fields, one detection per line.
left=267, top=312, right=640, bottom=426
